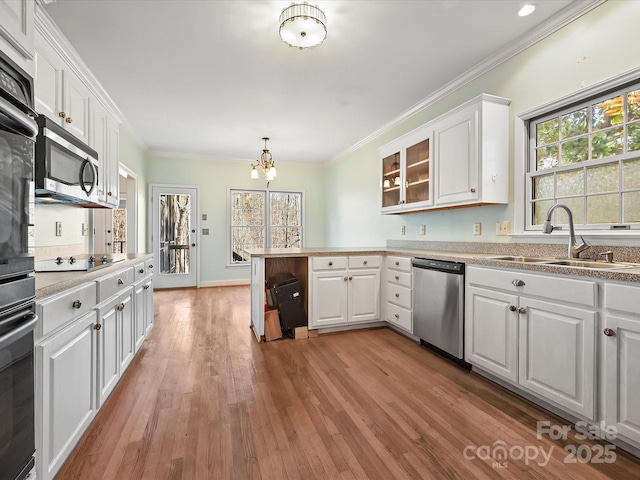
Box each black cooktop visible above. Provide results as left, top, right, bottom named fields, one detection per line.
left=35, top=255, right=125, bottom=272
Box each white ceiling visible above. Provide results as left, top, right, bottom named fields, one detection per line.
left=43, top=0, right=595, bottom=165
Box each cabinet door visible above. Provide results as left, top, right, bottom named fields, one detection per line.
left=380, top=145, right=403, bottom=212
left=603, top=313, right=640, bottom=445
left=89, top=98, right=109, bottom=202
left=465, top=286, right=518, bottom=382
left=97, top=303, right=119, bottom=407
left=403, top=134, right=432, bottom=208
left=518, top=298, right=596, bottom=419
left=134, top=283, right=145, bottom=353
left=144, top=279, right=154, bottom=334
left=105, top=116, right=120, bottom=206
left=62, top=71, right=90, bottom=144
left=34, top=39, right=63, bottom=122
left=348, top=270, right=380, bottom=322
left=119, top=293, right=134, bottom=373
left=434, top=104, right=479, bottom=205
left=310, top=271, right=348, bottom=327
left=0, top=0, right=34, bottom=59
left=37, top=311, right=97, bottom=480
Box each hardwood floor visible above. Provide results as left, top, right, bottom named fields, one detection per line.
left=55, top=286, right=640, bottom=480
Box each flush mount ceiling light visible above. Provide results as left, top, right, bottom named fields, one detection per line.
left=251, top=137, right=277, bottom=181
left=518, top=4, right=536, bottom=16
left=279, top=2, right=327, bottom=50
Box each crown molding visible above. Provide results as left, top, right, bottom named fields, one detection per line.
left=328, top=0, right=607, bottom=165
left=148, top=149, right=324, bottom=169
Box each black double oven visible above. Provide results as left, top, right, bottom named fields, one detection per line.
left=0, top=51, right=38, bottom=480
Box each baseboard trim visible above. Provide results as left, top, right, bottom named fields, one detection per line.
left=200, top=279, right=250, bottom=288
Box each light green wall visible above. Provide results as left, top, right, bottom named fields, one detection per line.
left=118, top=127, right=148, bottom=253
left=324, top=0, right=640, bottom=247
left=144, top=154, right=326, bottom=284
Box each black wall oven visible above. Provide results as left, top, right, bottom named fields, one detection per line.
left=0, top=50, right=38, bottom=480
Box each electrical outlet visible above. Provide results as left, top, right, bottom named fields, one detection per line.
left=401, top=225, right=406, bottom=235
left=202, top=228, right=210, bottom=235
left=473, top=222, right=482, bottom=235
left=202, top=214, right=207, bottom=221
left=55, top=221, right=62, bottom=237
left=420, top=224, right=426, bottom=235
left=497, top=220, right=511, bottom=236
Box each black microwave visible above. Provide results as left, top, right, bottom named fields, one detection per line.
left=34, top=115, right=106, bottom=208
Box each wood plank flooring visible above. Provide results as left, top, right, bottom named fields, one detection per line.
left=55, top=286, right=640, bottom=479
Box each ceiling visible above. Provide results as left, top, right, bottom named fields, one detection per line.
left=43, top=0, right=595, bottom=165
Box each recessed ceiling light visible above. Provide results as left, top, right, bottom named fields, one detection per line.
left=518, top=4, right=536, bottom=17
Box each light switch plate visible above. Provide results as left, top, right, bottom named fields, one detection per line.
left=420, top=225, right=426, bottom=235
left=401, top=225, right=406, bottom=235
left=55, top=221, right=62, bottom=236
left=202, top=228, right=209, bottom=235
left=202, top=214, right=207, bottom=221
left=496, top=220, right=511, bottom=236
left=473, top=222, right=482, bottom=235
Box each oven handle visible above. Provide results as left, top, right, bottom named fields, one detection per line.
left=79, top=158, right=96, bottom=196
left=0, top=94, right=38, bottom=139
left=0, top=313, right=37, bottom=350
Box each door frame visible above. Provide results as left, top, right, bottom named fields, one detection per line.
left=149, top=184, right=200, bottom=289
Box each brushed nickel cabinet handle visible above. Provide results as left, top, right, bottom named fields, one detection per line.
left=509, top=305, right=517, bottom=312
left=118, top=278, right=124, bottom=285
left=58, top=111, right=66, bottom=119
left=139, top=269, right=144, bottom=274
left=395, top=275, right=399, bottom=281
left=143, top=284, right=150, bottom=290
left=108, top=191, right=113, bottom=196
left=518, top=307, right=526, bottom=314
left=348, top=276, right=353, bottom=281
left=148, top=264, right=153, bottom=269
left=395, top=293, right=400, bottom=298
left=343, top=276, right=348, bottom=281
left=512, top=279, right=525, bottom=287
left=394, top=314, right=399, bottom=319
left=94, top=323, right=102, bottom=330
left=65, top=116, right=73, bottom=124
left=117, top=303, right=125, bottom=311
left=328, top=261, right=333, bottom=266
left=395, top=261, right=399, bottom=266
left=72, top=300, right=82, bottom=309
left=470, top=188, right=476, bottom=193
left=363, top=260, right=368, bottom=265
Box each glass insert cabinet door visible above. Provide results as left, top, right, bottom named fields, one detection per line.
left=159, top=193, right=191, bottom=275
left=380, top=132, right=432, bottom=211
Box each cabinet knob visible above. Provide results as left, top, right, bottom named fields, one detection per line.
left=148, top=264, right=153, bottom=269
left=72, top=299, right=82, bottom=309
left=395, top=275, right=399, bottom=281
left=470, top=188, right=476, bottom=193
left=143, top=284, right=150, bottom=290
left=395, top=314, right=400, bottom=319
left=94, top=323, right=102, bottom=330
left=518, top=307, right=526, bottom=314
left=117, top=303, right=125, bottom=311
left=363, top=260, right=368, bottom=265
left=395, top=261, right=399, bottom=266
left=139, top=269, right=144, bottom=274
left=603, top=328, right=615, bottom=337
left=108, top=191, right=113, bottom=196
left=509, top=305, right=517, bottom=312
left=58, top=111, right=66, bottom=119
left=107, top=242, right=112, bottom=246
left=348, top=276, right=353, bottom=281
left=328, top=261, right=333, bottom=266
left=191, top=243, right=196, bottom=247
left=65, top=116, right=73, bottom=124
left=512, top=279, right=525, bottom=287
left=118, top=278, right=124, bottom=285
left=395, top=293, right=400, bottom=298
left=343, top=276, right=348, bottom=281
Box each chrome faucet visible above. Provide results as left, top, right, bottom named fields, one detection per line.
left=542, top=204, right=590, bottom=259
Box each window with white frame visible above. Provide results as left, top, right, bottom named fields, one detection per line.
left=526, top=83, right=640, bottom=230
left=229, top=189, right=303, bottom=263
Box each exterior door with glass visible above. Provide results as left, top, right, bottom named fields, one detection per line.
left=150, top=185, right=199, bottom=289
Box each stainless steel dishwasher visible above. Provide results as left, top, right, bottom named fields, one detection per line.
left=412, top=258, right=466, bottom=363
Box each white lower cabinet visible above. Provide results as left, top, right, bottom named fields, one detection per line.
left=309, top=255, right=380, bottom=328
left=36, top=310, right=98, bottom=480
left=465, top=266, right=597, bottom=420
left=96, top=288, right=134, bottom=407
left=602, top=282, right=640, bottom=448
left=135, top=276, right=154, bottom=350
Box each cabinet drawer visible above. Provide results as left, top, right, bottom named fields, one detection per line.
left=466, top=266, right=596, bottom=308
left=133, top=262, right=146, bottom=282
left=38, top=282, right=97, bottom=338
left=386, top=256, right=411, bottom=272
left=604, top=282, right=640, bottom=315
left=387, top=270, right=411, bottom=287
left=311, top=256, right=348, bottom=271
left=387, top=303, right=412, bottom=332
left=387, top=283, right=411, bottom=309
left=348, top=255, right=381, bottom=269
left=96, top=267, right=134, bottom=303
left=145, top=258, right=155, bottom=275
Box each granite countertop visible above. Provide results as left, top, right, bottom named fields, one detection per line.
left=245, top=248, right=640, bottom=283
left=35, top=253, right=154, bottom=299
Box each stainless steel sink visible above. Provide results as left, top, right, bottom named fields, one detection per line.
left=486, top=256, right=556, bottom=263
left=546, top=260, right=634, bottom=269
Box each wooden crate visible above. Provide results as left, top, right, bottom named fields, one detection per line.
left=264, top=310, right=282, bottom=341
left=293, top=326, right=308, bottom=339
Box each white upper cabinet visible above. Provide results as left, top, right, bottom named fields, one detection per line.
left=0, top=0, right=34, bottom=72
left=34, top=30, right=90, bottom=144
left=89, top=98, right=120, bottom=206
left=379, top=94, right=510, bottom=214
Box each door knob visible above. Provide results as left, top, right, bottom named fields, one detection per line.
left=603, top=328, right=615, bottom=337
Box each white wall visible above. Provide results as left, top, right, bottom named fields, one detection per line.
left=324, top=0, right=640, bottom=247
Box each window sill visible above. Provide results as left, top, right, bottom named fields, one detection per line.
left=510, top=231, right=640, bottom=246
left=226, top=262, right=250, bottom=268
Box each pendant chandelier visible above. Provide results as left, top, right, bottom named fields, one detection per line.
left=279, top=2, right=327, bottom=50
left=251, top=137, right=277, bottom=181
